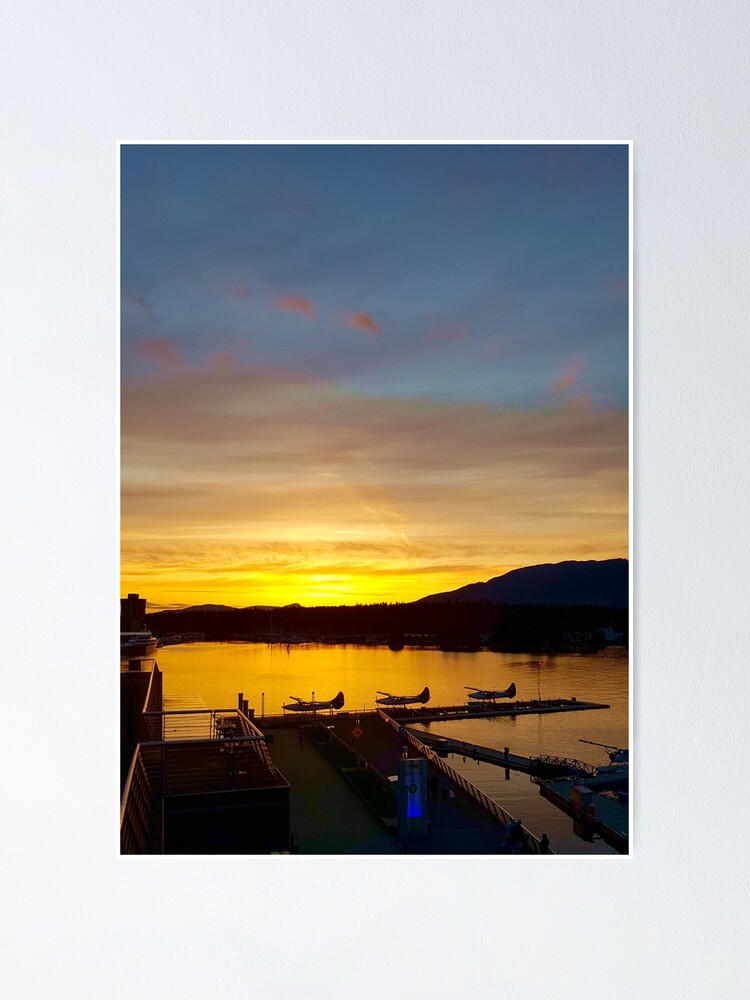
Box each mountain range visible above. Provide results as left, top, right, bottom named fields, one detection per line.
left=164, top=560, right=628, bottom=613
left=171, top=602, right=302, bottom=613
left=416, top=558, right=628, bottom=607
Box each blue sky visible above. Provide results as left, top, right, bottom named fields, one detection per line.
left=120, top=143, right=629, bottom=607
left=121, top=143, right=628, bottom=408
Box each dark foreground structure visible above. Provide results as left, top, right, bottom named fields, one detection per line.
left=120, top=660, right=290, bottom=853
left=121, top=659, right=621, bottom=854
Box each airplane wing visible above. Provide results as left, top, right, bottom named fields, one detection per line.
left=288, top=695, right=303, bottom=702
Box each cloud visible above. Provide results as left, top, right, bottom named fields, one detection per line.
left=225, top=282, right=251, bottom=300
left=122, top=359, right=627, bottom=606
left=552, top=358, right=585, bottom=393
left=136, top=337, right=182, bottom=368
left=348, top=312, right=382, bottom=335
left=275, top=294, right=316, bottom=320
left=128, top=293, right=149, bottom=309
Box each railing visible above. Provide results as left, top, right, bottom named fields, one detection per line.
left=142, top=708, right=267, bottom=742
left=135, top=704, right=285, bottom=794
left=529, top=755, right=598, bottom=779
left=377, top=709, right=550, bottom=854
left=236, top=711, right=267, bottom=740
left=140, top=664, right=163, bottom=742
left=120, top=749, right=154, bottom=854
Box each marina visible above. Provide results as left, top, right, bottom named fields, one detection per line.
left=122, top=640, right=628, bottom=854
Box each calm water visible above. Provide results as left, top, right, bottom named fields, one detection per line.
left=155, top=642, right=629, bottom=855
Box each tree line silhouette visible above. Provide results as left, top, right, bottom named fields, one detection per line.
left=147, top=600, right=628, bottom=652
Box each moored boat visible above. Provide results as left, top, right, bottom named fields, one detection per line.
left=120, top=631, right=158, bottom=658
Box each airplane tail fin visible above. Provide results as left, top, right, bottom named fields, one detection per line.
left=331, top=691, right=345, bottom=710
left=506, top=682, right=516, bottom=698
left=419, top=686, right=430, bottom=703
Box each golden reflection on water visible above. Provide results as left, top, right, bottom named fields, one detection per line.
left=155, top=642, right=628, bottom=854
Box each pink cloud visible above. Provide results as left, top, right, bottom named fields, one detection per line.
left=225, top=282, right=251, bottom=300
left=348, top=312, right=382, bottom=335
left=275, top=294, right=316, bottom=320
left=138, top=337, right=182, bottom=368
left=552, top=359, right=585, bottom=393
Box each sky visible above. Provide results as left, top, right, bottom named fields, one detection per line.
left=120, top=143, right=629, bottom=609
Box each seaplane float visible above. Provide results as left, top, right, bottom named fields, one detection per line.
left=375, top=686, right=430, bottom=707
left=464, top=682, right=516, bottom=703
left=282, top=691, right=345, bottom=713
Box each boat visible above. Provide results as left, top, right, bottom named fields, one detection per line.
left=282, top=691, right=345, bottom=713
left=120, top=592, right=158, bottom=659
left=375, top=686, right=430, bottom=706
left=465, top=682, right=516, bottom=702
left=120, top=631, right=158, bottom=659
left=159, top=634, right=182, bottom=646
left=263, top=634, right=307, bottom=645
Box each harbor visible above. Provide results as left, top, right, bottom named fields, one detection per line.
left=121, top=639, right=628, bottom=854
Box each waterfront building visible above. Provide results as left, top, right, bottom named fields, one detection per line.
left=121, top=592, right=147, bottom=632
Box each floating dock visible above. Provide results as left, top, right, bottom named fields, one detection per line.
left=257, top=697, right=610, bottom=728
left=537, top=773, right=628, bottom=853
left=406, top=728, right=598, bottom=778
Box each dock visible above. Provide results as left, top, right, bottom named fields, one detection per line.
left=264, top=715, right=535, bottom=853
left=406, top=728, right=598, bottom=778
left=537, top=774, right=628, bottom=853
left=257, top=697, right=610, bottom=728
left=322, top=710, right=551, bottom=853
left=265, top=728, right=399, bottom=854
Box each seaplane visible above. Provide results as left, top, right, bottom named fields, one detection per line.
left=464, top=682, right=516, bottom=702
left=282, top=691, right=345, bottom=713
left=375, top=686, right=430, bottom=707
left=579, top=739, right=629, bottom=765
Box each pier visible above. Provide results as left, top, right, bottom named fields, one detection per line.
left=320, top=710, right=551, bottom=853
left=406, top=728, right=598, bottom=779
left=257, top=696, right=610, bottom=728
